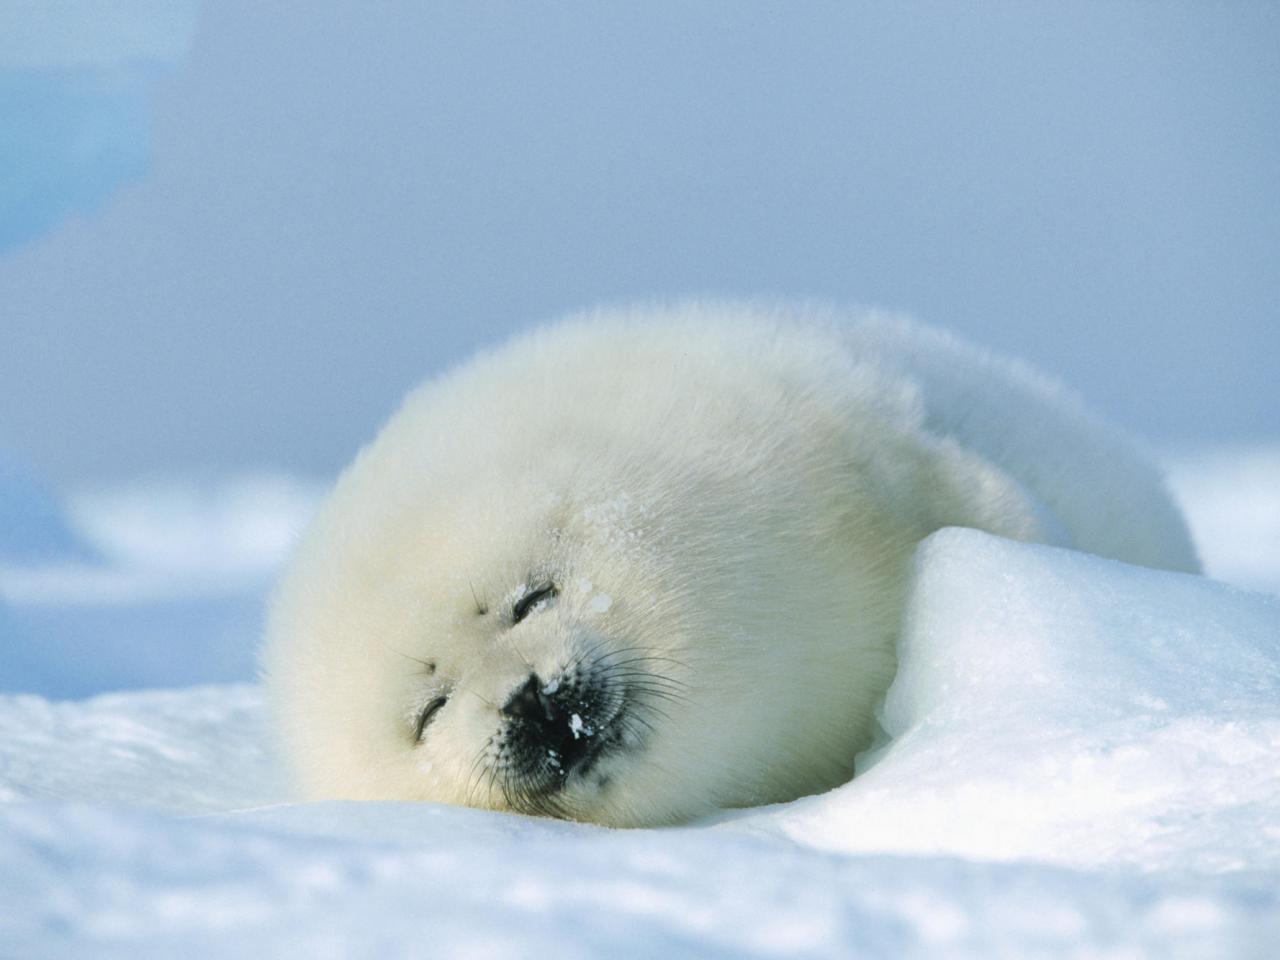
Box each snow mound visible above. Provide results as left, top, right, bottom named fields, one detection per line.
left=2, top=529, right=1278, bottom=956
left=769, top=529, right=1280, bottom=873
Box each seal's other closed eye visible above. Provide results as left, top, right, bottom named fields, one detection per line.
left=414, top=695, right=448, bottom=742
left=512, top=583, right=557, bottom=625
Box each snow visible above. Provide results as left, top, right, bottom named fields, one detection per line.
left=767, top=529, right=1280, bottom=874
left=4, top=802, right=1276, bottom=960
left=1, top=446, right=1278, bottom=956
left=0, top=685, right=275, bottom=812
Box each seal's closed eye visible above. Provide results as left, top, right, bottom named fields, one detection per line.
left=414, top=695, right=448, bottom=742
left=512, top=583, right=557, bottom=625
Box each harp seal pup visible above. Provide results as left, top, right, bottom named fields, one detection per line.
left=262, top=302, right=1198, bottom=827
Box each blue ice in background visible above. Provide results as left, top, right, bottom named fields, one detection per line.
left=1, top=0, right=205, bottom=692
left=0, top=69, right=149, bottom=250
left=0, top=1, right=199, bottom=249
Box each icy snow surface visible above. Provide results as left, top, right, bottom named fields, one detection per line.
left=3, top=535, right=1279, bottom=954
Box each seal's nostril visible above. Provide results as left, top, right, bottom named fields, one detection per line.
left=502, top=673, right=554, bottom=723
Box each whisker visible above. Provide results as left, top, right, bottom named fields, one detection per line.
left=467, top=579, right=488, bottom=616
left=379, top=640, right=437, bottom=675
left=610, top=671, right=690, bottom=691
left=621, top=687, right=689, bottom=705
left=465, top=741, right=492, bottom=807
left=632, top=701, right=672, bottom=723
left=607, top=654, right=691, bottom=672
left=457, top=685, right=500, bottom=710
left=505, top=633, right=536, bottom=673
left=620, top=712, right=657, bottom=736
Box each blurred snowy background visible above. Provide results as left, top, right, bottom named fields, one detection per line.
left=1, top=2, right=1277, bottom=956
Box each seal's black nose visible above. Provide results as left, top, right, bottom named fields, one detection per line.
left=501, top=672, right=607, bottom=785
left=502, top=673, right=555, bottom=724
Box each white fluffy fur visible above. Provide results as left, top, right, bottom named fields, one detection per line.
left=263, top=302, right=1198, bottom=826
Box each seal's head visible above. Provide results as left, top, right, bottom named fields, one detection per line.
left=264, top=309, right=1016, bottom=825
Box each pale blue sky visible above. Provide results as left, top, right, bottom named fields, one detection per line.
left=1, top=1, right=1277, bottom=484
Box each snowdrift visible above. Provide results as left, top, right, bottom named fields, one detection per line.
left=2, top=529, right=1277, bottom=958
left=771, top=529, right=1280, bottom=873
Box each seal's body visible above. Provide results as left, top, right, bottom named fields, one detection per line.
left=263, top=303, right=1197, bottom=826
